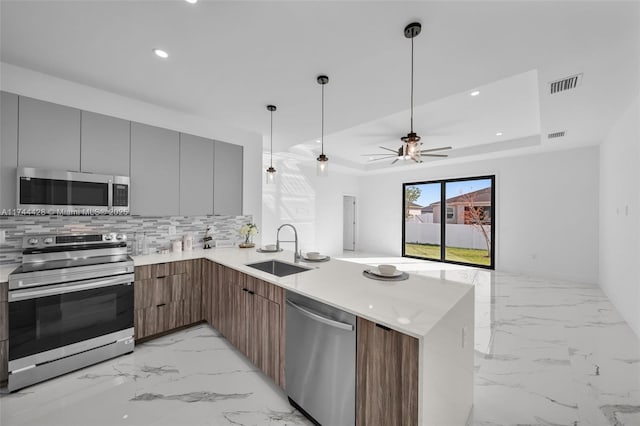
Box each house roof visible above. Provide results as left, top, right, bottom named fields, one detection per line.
left=431, top=187, right=492, bottom=205
left=407, top=202, right=423, bottom=209
left=421, top=206, right=433, bottom=213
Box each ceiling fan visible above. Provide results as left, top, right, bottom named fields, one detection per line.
left=364, top=22, right=452, bottom=165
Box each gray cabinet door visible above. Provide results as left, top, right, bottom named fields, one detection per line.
left=130, top=123, right=180, bottom=216
left=1, top=92, right=18, bottom=210
left=18, top=96, right=81, bottom=171
left=180, top=133, right=214, bottom=216
left=214, top=141, right=243, bottom=215
left=81, top=111, right=130, bottom=176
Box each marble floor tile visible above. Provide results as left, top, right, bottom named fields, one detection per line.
left=2, top=258, right=639, bottom=426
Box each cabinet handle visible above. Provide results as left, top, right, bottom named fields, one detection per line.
left=242, top=288, right=248, bottom=292
left=157, top=303, right=166, bottom=307
left=375, top=323, right=392, bottom=332
left=248, top=290, right=255, bottom=295
left=157, top=275, right=167, bottom=279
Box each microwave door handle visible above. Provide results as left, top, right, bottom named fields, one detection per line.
left=9, top=274, right=133, bottom=302
left=108, top=178, right=113, bottom=211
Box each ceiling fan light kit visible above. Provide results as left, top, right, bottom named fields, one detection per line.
left=266, top=104, right=277, bottom=184
left=317, top=75, right=329, bottom=177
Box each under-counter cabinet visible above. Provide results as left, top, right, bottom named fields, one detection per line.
left=356, top=317, right=419, bottom=426
left=211, top=264, right=285, bottom=388
left=18, top=96, right=81, bottom=171
left=134, top=260, right=203, bottom=340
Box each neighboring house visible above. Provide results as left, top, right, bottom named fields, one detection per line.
left=419, top=205, right=434, bottom=223
left=431, top=187, right=492, bottom=224
left=405, top=201, right=424, bottom=221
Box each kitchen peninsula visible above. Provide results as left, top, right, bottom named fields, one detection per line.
left=133, top=247, right=474, bottom=426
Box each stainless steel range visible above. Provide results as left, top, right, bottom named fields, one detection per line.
left=7, top=233, right=135, bottom=392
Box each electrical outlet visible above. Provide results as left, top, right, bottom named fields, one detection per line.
left=0, top=230, right=5, bottom=244
left=168, top=226, right=176, bottom=235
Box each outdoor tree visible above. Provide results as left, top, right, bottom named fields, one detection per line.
left=405, top=186, right=421, bottom=218
left=461, top=190, right=491, bottom=258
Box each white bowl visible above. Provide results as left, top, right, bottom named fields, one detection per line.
left=306, top=252, right=322, bottom=259
left=377, top=264, right=397, bottom=276
left=264, top=244, right=277, bottom=251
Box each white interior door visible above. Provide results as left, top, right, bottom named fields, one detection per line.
left=343, top=195, right=356, bottom=251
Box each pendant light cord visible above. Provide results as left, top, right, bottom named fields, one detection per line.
left=321, top=83, right=325, bottom=154
left=270, top=109, right=274, bottom=167
left=410, top=34, right=414, bottom=133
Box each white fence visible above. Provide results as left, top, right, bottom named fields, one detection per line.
left=405, top=222, right=491, bottom=250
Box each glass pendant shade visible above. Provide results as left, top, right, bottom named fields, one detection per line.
left=266, top=166, right=276, bottom=184
left=317, top=154, right=328, bottom=177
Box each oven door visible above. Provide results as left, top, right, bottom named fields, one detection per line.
left=8, top=274, right=134, bottom=367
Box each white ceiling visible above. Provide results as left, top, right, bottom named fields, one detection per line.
left=1, top=1, right=638, bottom=172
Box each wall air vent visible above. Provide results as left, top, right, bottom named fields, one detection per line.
left=547, top=131, right=566, bottom=139
left=549, top=73, right=582, bottom=94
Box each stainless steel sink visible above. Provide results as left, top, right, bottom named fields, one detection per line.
left=246, top=260, right=311, bottom=277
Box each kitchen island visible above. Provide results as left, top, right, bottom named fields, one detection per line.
left=132, top=248, right=475, bottom=426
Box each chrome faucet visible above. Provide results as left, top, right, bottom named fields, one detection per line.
left=276, top=224, right=301, bottom=263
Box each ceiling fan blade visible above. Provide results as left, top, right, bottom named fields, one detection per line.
left=361, top=153, right=397, bottom=156
left=422, top=153, right=449, bottom=158
left=420, top=146, right=452, bottom=153
left=391, top=158, right=400, bottom=165
left=379, top=146, right=399, bottom=153
left=368, top=156, right=397, bottom=162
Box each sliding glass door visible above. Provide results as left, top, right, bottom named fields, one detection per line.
left=403, top=175, right=495, bottom=269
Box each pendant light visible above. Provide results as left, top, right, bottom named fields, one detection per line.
left=316, top=75, right=329, bottom=177
left=402, top=22, right=422, bottom=163
left=266, top=105, right=277, bottom=184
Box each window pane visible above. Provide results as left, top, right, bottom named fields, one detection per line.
left=444, top=178, right=493, bottom=266
left=404, top=182, right=441, bottom=260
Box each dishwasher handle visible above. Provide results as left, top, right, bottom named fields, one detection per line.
left=286, top=299, right=354, bottom=331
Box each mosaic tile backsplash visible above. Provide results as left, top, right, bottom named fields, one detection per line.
left=0, top=214, right=254, bottom=265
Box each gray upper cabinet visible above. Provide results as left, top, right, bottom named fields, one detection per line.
left=130, top=123, right=180, bottom=216
left=179, top=133, right=214, bottom=216
left=81, top=111, right=130, bottom=176
left=18, top=97, right=81, bottom=171
left=214, top=141, right=243, bottom=215
left=1, top=92, right=19, bottom=210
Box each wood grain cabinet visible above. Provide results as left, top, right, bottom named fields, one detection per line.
left=356, top=317, right=419, bottom=426
left=134, top=260, right=202, bottom=340
left=209, top=264, right=285, bottom=387
left=1, top=282, right=8, bottom=384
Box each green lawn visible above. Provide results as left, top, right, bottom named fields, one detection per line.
left=405, top=243, right=491, bottom=266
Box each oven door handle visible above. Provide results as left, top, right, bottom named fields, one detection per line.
left=9, top=273, right=134, bottom=302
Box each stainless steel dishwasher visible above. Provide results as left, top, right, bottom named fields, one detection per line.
left=286, top=291, right=356, bottom=426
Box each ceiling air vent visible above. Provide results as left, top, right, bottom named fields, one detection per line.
left=549, top=73, right=582, bottom=94
left=547, top=131, right=566, bottom=139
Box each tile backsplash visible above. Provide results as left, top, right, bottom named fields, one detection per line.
left=0, top=214, right=254, bottom=265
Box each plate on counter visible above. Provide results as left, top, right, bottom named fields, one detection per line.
left=367, top=267, right=403, bottom=278
left=256, top=248, right=283, bottom=253
left=301, top=254, right=330, bottom=262
left=363, top=269, right=409, bottom=281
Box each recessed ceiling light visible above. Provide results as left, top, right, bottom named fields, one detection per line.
left=185, top=0, right=198, bottom=3
left=153, top=48, right=169, bottom=59
left=496, top=132, right=503, bottom=136
left=470, top=91, right=480, bottom=96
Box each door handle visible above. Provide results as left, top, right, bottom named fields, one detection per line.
left=286, top=299, right=354, bottom=331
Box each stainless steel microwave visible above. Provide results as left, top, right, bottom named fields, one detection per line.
left=17, top=167, right=130, bottom=215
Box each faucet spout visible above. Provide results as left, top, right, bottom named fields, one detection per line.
left=276, top=224, right=300, bottom=263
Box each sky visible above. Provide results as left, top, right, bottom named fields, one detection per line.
left=408, top=178, right=492, bottom=207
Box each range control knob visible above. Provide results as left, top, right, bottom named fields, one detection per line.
left=27, top=238, right=39, bottom=245
left=104, top=234, right=113, bottom=241
left=116, top=234, right=125, bottom=241
left=43, top=237, right=54, bottom=244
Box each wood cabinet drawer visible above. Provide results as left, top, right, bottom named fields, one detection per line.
left=245, top=275, right=284, bottom=303
left=134, top=261, right=191, bottom=280
left=135, top=301, right=184, bottom=340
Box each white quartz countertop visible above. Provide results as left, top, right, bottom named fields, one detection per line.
left=0, top=264, right=18, bottom=284
left=132, top=248, right=474, bottom=339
